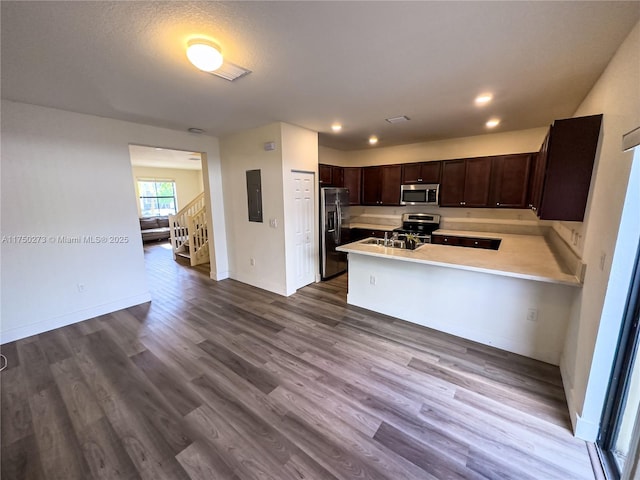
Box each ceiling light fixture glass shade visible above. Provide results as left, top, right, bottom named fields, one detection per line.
left=186, top=40, right=223, bottom=72
left=369, top=136, right=379, bottom=145
left=486, top=118, right=500, bottom=128
left=475, top=93, right=493, bottom=105
left=331, top=124, right=343, bottom=132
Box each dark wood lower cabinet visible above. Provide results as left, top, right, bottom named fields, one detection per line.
left=350, top=228, right=388, bottom=241
left=431, top=234, right=501, bottom=250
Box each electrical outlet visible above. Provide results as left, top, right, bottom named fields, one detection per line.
left=250, top=258, right=255, bottom=266
left=269, top=218, right=278, bottom=228
left=369, top=275, right=376, bottom=285
left=526, top=308, right=538, bottom=322
left=77, top=283, right=85, bottom=293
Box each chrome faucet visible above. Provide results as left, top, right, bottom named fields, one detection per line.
left=384, top=231, right=390, bottom=247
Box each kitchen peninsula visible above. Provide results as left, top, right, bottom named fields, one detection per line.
left=337, top=229, right=582, bottom=365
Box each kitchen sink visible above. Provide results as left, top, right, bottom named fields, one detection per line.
left=360, top=237, right=424, bottom=250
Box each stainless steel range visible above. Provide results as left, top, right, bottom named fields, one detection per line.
left=393, top=213, right=441, bottom=243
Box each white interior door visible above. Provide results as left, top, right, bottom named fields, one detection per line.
left=292, top=172, right=315, bottom=289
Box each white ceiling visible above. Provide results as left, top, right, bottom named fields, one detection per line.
left=2, top=2, right=638, bottom=150
left=129, top=145, right=202, bottom=171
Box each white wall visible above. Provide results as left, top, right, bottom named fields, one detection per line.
left=220, top=122, right=320, bottom=296
left=346, top=254, right=576, bottom=365
left=281, top=123, right=319, bottom=295
left=220, top=123, right=288, bottom=295
left=559, top=20, right=640, bottom=440
left=320, top=127, right=547, bottom=166
left=0, top=100, right=228, bottom=342
left=130, top=166, right=204, bottom=216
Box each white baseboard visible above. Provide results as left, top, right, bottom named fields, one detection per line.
left=210, top=270, right=230, bottom=281
left=559, top=358, right=600, bottom=441
left=560, top=359, right=580, bottom=434
left=0, top=292, right=152, bottom=344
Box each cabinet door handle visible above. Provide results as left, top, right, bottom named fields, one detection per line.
left=418, top=178, right=422, bottom=182
left=444, top=238, right=448, bottom=242
left=460, top=201, right=466, bottom=206
left=496, top=202, right=500, bottom=206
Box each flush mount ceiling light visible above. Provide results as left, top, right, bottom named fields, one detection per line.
left=475, top=93, right=493, bottom=106
left=368, top=135, right=379, bottom=145
left=331, top=123, right=343, bottom=132
left=186, top=38, right=252, bottom=82
left=186, top=39, right=224, bottom=72
left=486, top=118, right=501, bottom=128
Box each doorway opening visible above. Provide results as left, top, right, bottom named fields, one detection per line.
left=128, top=144, right=210, bottom=271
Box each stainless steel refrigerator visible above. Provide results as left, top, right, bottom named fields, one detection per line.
left=320, top=187, right=350, bottom=280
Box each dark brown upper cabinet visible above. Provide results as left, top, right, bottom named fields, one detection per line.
left=490, top=153, right=533, bottom=208
left=361, top=165, right=402, bottom=206
left=530, top=114, right=602, bottom=221
left=319, top=164, right=344, bottom=187
left=342, top=167, right=362, bottom=205
left=401, top=161, right=441, bottom=184
left=440, top=157, right=492, bottom=207
left=319, top=164, right=332, bottom=185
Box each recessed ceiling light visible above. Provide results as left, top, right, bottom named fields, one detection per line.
left=331, top=123, right=342, bottom=132
left=475, top=93, right=493, bottom=106
left=486, top=118, right=500, bottom=128
left=385, top=115, right=410, bottom=124
left=186, top=39, right=224, bottom=72
left=369, top=136, right=379, bottom=145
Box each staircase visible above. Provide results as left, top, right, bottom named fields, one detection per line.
left=168, top=192, right=210, bottom=267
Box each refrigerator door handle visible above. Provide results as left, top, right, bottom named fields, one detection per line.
left=336, top=201, right=342, bottom=244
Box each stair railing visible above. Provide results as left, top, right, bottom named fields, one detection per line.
left=169, top=192, right=208, bottom=265
left=186, top=206, right=209, bottom=266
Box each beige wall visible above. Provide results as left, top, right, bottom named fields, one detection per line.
left=320, top=127, right=547, bottom=166
left=221, top=123, right=287, bottom=295
left=220, top=122, right=318, bottom=296
left=559, top=20, right=640, bottom=441
left=281, top=123, right=319, bottom=294
left=131, top=166, right=204, bottom=216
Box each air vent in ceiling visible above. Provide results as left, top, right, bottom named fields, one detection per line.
left=208, top=61, right=252, bottom=82
left=385, top=115, right=410, bottom=124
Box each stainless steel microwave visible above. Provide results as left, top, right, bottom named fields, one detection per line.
left=400, top=184, right=439, bottom=205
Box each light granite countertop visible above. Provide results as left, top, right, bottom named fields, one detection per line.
left=337, top=229, right=582, bottom=287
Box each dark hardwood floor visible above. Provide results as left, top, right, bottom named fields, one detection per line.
left=1, top=242, right=594, bottom=479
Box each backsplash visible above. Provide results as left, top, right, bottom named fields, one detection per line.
left=350, top=205, right=549, bottom=235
